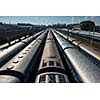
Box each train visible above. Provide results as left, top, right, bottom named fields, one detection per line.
left=0, top=30, right=45, bottom=50
left=52, top=29, right=100, bottom=83
left=66, top=29, right=100, bottom=41
left=35, top=29, right=69, bottom=83
left=0, top=30, right=47, bottom=83
left=0, top=30, right=45, bottom=67
left=55, top=29, right=100, bottom=66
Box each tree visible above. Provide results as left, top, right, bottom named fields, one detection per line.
left=66, top=24, right=73, bottom=30
left=80, top=20, right=95, bottom=31
left=95, top=26, right=100, bottom=33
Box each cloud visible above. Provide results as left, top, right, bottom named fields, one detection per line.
left=84, top=16, right=95, bottom=21
left=71, top=17, right=75, bottom=23
left=84, top=16, right=100, bottom=25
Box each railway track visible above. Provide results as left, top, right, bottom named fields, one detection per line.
left=0, top=28, right=100, bottom=83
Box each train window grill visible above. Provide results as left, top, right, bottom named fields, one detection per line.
left=59, top=75, right=66, bottom=83
left=48, top=74, right=56, bottom=83
left=55, top=75, right=59, bottom=83
left=39, top=75, right=46, bottom=83
left=49, top=61, right=54, bottom=66
left=56, top=62, right=60, bottom=66
left=42, top=61, right=47, bottom=67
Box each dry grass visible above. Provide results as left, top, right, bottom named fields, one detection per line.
left=58, top=29, right=100, bottom=50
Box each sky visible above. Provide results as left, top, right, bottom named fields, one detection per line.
left=0, top=16, right=100, bottom=25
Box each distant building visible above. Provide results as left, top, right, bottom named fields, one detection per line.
left=17, top=23, right=33, bottom=30
left=0, top=23, right=17, bottom=31
left=72, top=24, right=81, bottom=30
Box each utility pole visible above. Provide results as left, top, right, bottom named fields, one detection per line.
left=91, top=27, right=95, bottom=46
left=67, top=29, right=69, bottom=40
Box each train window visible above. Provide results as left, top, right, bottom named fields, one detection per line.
left=39, top=75, right=46, bottom=83
left=7, top=65, right=14, bottom=70
left=28, top=47, right=31, bottom=49
left=42, top=62, right=47, bottom=67
left=25, top=49, right=29, bottom=51
left=48, top=74, right=56, bottom=83
left=22, top=52, right=27, bottom=54
left=13, top=60, right=19, bottom=63
left=48, top=56, right=56, bottom=58
left=59, top=75, right=66, bottom=83
left=18, top=55, right=23, bottom=58
left=56, top=62, right=60, bottom=66
left=49, top=61, right=54, bottom=66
